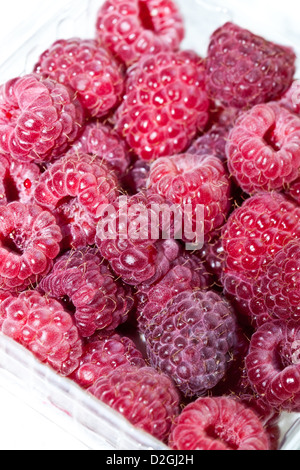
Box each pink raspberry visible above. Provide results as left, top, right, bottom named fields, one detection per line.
left=114, top=51, right=209, bottom=162
left=34, top=152, right=120, bottom=249
left=71, top=333, right=145, bottom=388
left=0, top=74, right=84, bottom=163
left=0, top=201, right=62, bottom=292
left=226, top=102, right=300, bottom=194
left=88, top=365, right=181, bottom=442
left=168, top=396, right=270, bottom=450
left=205, top=22, right=296, bottom=109
left=34, top=38, right=124, bottom=119
left=39, top=247, right=133, bottom=337
left=70, top=121, right=130, bottom=176
left=221, top=192, right=300, bottom=321
left=144, top=290, right=237, bottom=396
left=246, top=320, right=300, bottom=412
left=0, top=290, right=82, bottom=376
left=96, top=191, right=181, bottom=286
left=95, top=0, right=184, bottom=67
left=136, top=251, right=213, bottom=332
left=147, top=153, right=231, bottom=242
left=0, top=155, right=40, bottom=205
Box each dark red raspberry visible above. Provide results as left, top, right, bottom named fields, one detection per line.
left=0, top=155, right=40, bottom=205
left=226, top=102, right=300, bottom=194
left=0, top=74, right=84, bottom=163
left=221, top=192, right=300, bottom=322
left=122, top=159, right=151, bottom=194
left=187, top=123, right=231, bottom=164
left=136, top=251, right=213, bottom=332
left=147, top=153, right=231, bottom=242
left=71, top=333, right=145, bottom=388
left=88, top=364, right=180, bottom=442
left=114, top=51, right=209, bottom=162
left=198, top=238, right=225, bottom=285
left=0, top=290, right=82, bottom=376
left=246, top=320, right=300, bottom=412
left=34, top=38, right=124, bottom=119
left=34, top=152, right=120, bottom=249
left=96, top=191, right=181, bottom=286
left=206, top=22, right=296, bottom=109
left=70, top=121, right=130, bottom=176
left=168, top=396, right=270, bottom=450
left=39, top=247, right=133, bottom=338
left=95, top=0, right=184, bottom=67
left=0, top=201, right=62, bottom=292
left=144, top=290, right=237, bottom=396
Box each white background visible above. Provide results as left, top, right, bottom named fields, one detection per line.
left=0, top=0, right=299, bottom=450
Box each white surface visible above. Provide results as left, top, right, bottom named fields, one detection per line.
left=0, top=0, right=299, bottom=451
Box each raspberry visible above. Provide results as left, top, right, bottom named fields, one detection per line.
left=70, top=121, right=130, bottom=176
left=144, top=290, right=237, bottom=396
left=39, top=247, right=134, bottom=337
left=226, top=102, right=300, bottom=194
left=136, top=251, right=213, bottom=332
left=71, top=333, right=145, bottom=388
left=88, top=365, right=180, bottom=442
left=0, top=201, right=62, bottom=292
left=34, top=38, right=124, bottom=119
left=168, top=396, right=270, bottom=450
left=0, top=74, right=84, bottom=163
left=205, top=22, right=296, bottom=109
left=147, top=153, right=231, bottom=242
left=114, top=51, right=209, bottom=162
left=95, top=0, right=184, bottom=67
left=34, top=152, right=120, bottom=249
left=0, top=155, right=40, bottom=205
left=245, top=320, right=300, bottom=412
left=96, top=191, right=181, bottom=286
left=286, top=177, right=300, bottom=205
left=0, top=290, right=82, bottom=376
left=198, top=238, right=225, bottom=285
left=122, top=159, right=151, bottom=194
left=221, top=192, right=300, bottom=321
left=278, top=79, right=300, bottom=115
left=187, top=123, right=231, bottom=164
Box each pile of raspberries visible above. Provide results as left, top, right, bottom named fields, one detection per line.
left=1, top=0, right=300, bottom=451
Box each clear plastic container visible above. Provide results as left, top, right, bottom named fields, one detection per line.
left=0, top=0, right=300, bottom=450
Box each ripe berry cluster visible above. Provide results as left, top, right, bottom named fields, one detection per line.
left=0, top=0, right=299, bottom=451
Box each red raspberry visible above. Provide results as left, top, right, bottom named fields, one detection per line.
left=95, top=0, right=184, bottom=67
left=34, top=152, right=120, bottom=249
left=0, top=74, right=84, bottom=163
left=0, top=290, right=82, bottom=376
left=70, top=121, right=130, bottom=176
left=227, top=102, right=300, bottom=194
left=71, top=333, right=145, bottom=388
left=0, top=155, right=40, bottom=205
left=221, top=192, right=300, bottom=321
left=34, top=38, right=124, bottom=119
left=147, top=153, right=231, bottom=242
left=144, top=290, right=237, bottom=396
left=96, top=191, right=181, bottom=286
left=0, top=201, right=62, bottom=292
left=168, top=396, right=270, bottom=450
left=114, top=51, right=209, bottom=162
left=187, top=123, right=231, bottom=164
left=88, top=364, right=180, bottom=442
left=39, top=247, right=133, bottom=337
left=205, top=22, right=296, bottom=109
left=245, top=320, right=300, bottom=412
left=136, top=251, right=213, bottom=332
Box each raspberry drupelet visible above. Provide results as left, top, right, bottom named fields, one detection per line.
left=95, top=0, right=185, bottom=67
left=0, top=74, right=84, bottom=163
left=34, top=38, right=124, bottom=119
left=34, top=152, right=120, bottom=249
left=0, top=201, right=62, bottom=292
left=114, top=50, right=209, bottom=162
left=0, top=290, right=82, bottom=376
left=88, top=364, right=181, bottom=443
left=168, top=396, right=270, bottom=450
left=39, top=247, right=134, bottom=338
left=205, top=22, right=296, bottom=109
